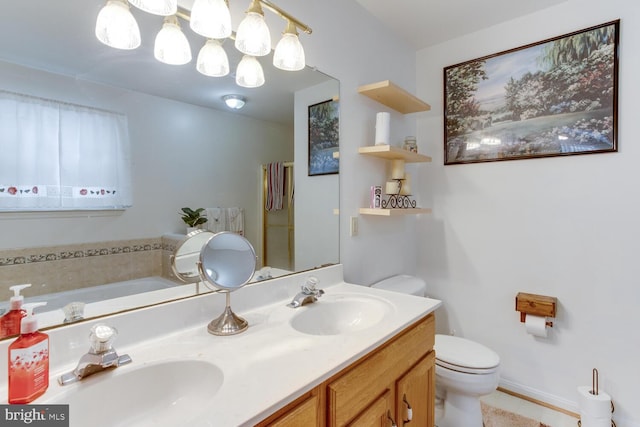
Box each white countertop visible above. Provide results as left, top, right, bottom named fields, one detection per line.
left=0, top=265, right=441, bottom=426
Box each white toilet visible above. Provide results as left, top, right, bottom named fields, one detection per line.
left=371, top=275, right=500, bottom=427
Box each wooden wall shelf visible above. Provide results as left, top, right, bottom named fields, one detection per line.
left=358, top=80, right=431, bottom=114
left=359, top=145, right=432, bottom=163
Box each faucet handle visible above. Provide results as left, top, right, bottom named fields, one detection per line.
left=89, top=324, right=118, bottom=353
left=302, top=276, right=319, bottom=294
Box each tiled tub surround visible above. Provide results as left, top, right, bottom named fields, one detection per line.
left=0, top=235, right=186, bottom=305
left=0, top=238, right=164, bottom=295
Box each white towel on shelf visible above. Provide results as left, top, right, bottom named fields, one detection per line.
left=227, top=207, right=244, bottom=236
left=266, top=161, right=284, bottom=211
left=205, top=208, right=227, bottom=232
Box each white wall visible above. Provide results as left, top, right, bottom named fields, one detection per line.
left=416, top=1, right=640, bottom=425
left=267, top=0, right=424, bottom=286
left=0, top=61, right=292, bottom=252
left=294, top=80, right=340, bottom=271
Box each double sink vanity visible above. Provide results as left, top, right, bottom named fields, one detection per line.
left=0, top=264, right=441, bottom=426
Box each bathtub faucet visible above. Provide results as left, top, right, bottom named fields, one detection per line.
left=58, top=323, right=131, bottom=385
left=287, top=276, right=324, bottom=308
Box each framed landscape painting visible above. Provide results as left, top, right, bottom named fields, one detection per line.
left=308, top=99, right=339, bottom=176
left=444, top=20, right=619, bottom=165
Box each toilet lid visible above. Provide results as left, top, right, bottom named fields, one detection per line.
left=435, top=334, right=500, bottom=373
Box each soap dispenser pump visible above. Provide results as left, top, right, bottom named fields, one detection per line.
left=8, top=302, right=49, bottom=404
left=0, top=284, right=31, bottom=338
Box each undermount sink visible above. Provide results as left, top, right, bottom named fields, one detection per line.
left=50, top=360, right=223, bottom=427
left=290, top=294, right=394, bottom=335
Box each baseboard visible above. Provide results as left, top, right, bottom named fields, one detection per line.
left=498, top=379, right=579, bottom=418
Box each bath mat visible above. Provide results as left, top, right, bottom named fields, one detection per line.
left=481, top=401, right=551, bottom=427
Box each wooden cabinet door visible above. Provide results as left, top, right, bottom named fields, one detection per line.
left=256, top=390, right=320, bottom=427
left=348, top=390, right=393, bottom=427
left=395, top=351, right=436, bottom=427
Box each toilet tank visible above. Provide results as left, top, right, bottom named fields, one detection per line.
left=370, top=275, right=426, bottom=297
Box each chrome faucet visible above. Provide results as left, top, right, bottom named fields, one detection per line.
left=287, top=276, right=324, bottom=308
left=58, top=324, right=132, bottom=385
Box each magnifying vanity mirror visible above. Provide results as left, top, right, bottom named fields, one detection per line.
left=170, top=230, right=216, bottom=283
left=0, top=0, right=339, bottom=338
left=197, top=232, right=257, bottom=335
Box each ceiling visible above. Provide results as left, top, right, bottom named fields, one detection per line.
left=355, top=0, right=568, bottom=49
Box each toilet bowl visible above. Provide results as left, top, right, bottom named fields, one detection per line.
left=371, top=275, right=500, bottom=427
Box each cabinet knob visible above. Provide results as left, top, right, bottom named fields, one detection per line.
left=402, top=394, right=413, bottom=424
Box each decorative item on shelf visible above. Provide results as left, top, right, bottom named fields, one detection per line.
left=403, top=136, right=417, bottom=153
left=382, top=179, right=417, bottom=209
left=180, top=207, right=208, bottom=233
left=374, top=112, right=390, bottom=145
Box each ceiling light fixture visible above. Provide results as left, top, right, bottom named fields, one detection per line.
left=95, top=0, right=312, bottom=88
left=273, top=20, right=305, bottom=71
left=129, top=0, right=177, bottom=16
left=197, top=39, right=229, bottom=77
left=95, top=0, right=141, bottom=50
left=189, top=0, right=232, bottom=39
left=223, top=95, right=247, bottom=109
left=154, top=15, right=192, bottom=65
left=236, top=55, right=265, bottom=88
left=234, top=0, right=271, bottom=57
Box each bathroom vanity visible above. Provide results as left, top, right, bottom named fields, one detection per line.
left=258, top=314, right=435, bottom=426
left=0, top=265, right=441, bottom=427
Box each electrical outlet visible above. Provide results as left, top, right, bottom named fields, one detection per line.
left=350, top=216, right=358, bottom=236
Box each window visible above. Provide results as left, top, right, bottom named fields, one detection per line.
left=0, top=91, right=132, bottom=211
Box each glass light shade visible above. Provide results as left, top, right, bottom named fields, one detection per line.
left=223, top=95, right=246, bottom=109
left=95, top=0, right=141, bottom=50
left=197, top=40, right=229, bottom=77
left=234, top=11, right=271, bottom=57
left=154, top=16, right=192, bottom=65
left=273, top=32, right=305, bottom=71
left=129, top=0, right=177, bottom=16
left=235, top=55, right=265, bottom=88
left=190, top=0, right=232, bottom=39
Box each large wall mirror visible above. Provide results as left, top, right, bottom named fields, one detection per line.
left=0, top=0, right=339, bottom=336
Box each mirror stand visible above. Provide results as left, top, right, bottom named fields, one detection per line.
left=207, top=292, right=248, bottom=336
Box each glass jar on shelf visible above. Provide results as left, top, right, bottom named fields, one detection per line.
left=403, top=136, right=417, bottom=153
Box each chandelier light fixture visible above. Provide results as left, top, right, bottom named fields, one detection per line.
left=154, top=15, right=192, bottom=65
left=273, top=20, right=305, bottom=71
left=129, top=0, right=177, bottom=16
left=95, top=0, right=312, bottom=89
left=197, top=39, right=230, bottom=77
left=235, top=55, right=265, bottom=88
left=189, top=0, right=232, bottom=39
left=95, top=0, right=141, bottom=50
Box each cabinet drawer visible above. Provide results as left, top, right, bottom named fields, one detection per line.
left=327, top=314, right=434, bottom=426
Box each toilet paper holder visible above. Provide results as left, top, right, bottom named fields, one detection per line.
left=515, top=292, right=557, bottom=327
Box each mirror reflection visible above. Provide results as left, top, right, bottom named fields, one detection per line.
left=198, top=232, right=257, bottom=291
left=0, top=0, right=339, bottom=338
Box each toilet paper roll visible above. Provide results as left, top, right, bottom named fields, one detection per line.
left=375, top=112, right=390, bottom=145
left=577, top=386, right=612, bottom=419
left=525, top=315, right=548, bottom=338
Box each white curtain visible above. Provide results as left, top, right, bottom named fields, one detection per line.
left=0, top=91, right=132, bottom=210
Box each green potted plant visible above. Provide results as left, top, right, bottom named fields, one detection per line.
left=180, top=207, right=208, bottom=233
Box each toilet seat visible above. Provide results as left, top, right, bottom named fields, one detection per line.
left=435, top=334, right=500, bottom=375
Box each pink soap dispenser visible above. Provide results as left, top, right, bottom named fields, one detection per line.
left=8, top=302, right=49, bottom=404
left=0, top=284, right=31, bottom=338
